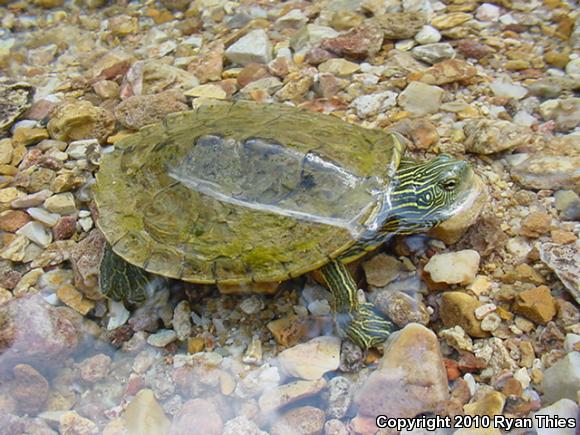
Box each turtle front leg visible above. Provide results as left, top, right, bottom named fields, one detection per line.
left=320, top=260, right=397, bottom=349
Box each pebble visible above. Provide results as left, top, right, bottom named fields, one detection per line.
left=320, top=23, right=384, bottom=59
left=258, top=379, right=326, bottom=414
left=291, top=25, right=339, bottom=50
left=520, top=211, right=551, bottom=237
left=225, top=29, right=272, bottom=66
left=78, top=353, right=112, bottom=383
left=431, top=12, right=471, bottom=30
left=565, top=57, right=580, bottom=76
left=513, top=286, right=556, bottom=325
left=439, top=326, right=473, bottom=352
left=187, top=42, right=224, bottom=84
left=277, top=336, right=341, bottom=380
left=542, top=352, right=580, bottom=404
left=411, top=42, right=455, bottom=64
left=44, top=192, right=76, bottom=215
left=0, top=139, right=13, bottom=164
left=424, top=250, right=480, bottom=285
left=355, top=324, right=448, bottom=430
left=538, top=98, right=580, bottom=131
left=184, top=84, right=227, bottom=99
left=275, top=9, right=308, bottom=29
left=416, top=58, right=476, bottom=85
left=414, top=25, right=441, bottom=44
left=440, top=292, right=488, bottom=338
left=59, top=411, right=98, bottom=435
left=326, top=376, right=352, bottom=419
left=147, top=329, right=178, bottom=347
left=363, top=253, right=403, bottom=287
left=0, top=210, right=31, bottom=232
left=350, top=91, right=397, bottom=118
left=10, top=363, right=49, bottom=414
left=480, top=312, right=501, bottom=332
left=56, top=284, right=96, bottom=315
left=114, top=91, right=189, bottom=130
left=398, top=81, right=444, bottom=116
left=463, top=390, right=505, bottom=417
left=124, top=389, right=170, bottom=435
left=540, top=243, right=579, bottom=304
left=489, top=78, right=527, bottom=99
left=318, top=58, right=360, bottom=76
left=271, top=406, right=325, bottom=435
left=16, top=221, right=52, bottom=247
left=510, top=155, right=580, bottom=191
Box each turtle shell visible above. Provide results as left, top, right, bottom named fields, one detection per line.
left=94, top=101, right=405, bottom=284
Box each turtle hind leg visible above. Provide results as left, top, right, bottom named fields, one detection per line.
left=100, top=245, right=151, bottom=304
left=320, top=260, right=397, bottom=349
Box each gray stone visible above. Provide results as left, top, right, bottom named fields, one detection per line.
left=533, top=399, right=578, bottom=435
left=398, top=82, right=443, bottom=116
left=225, top=29, right=272, bottom=66
left=411, top=43, right=455, bottom=64
left=542, top=352, right=580, bottom=404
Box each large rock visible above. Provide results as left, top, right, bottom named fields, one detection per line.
left=354, top=324, right=449, bottom=430
left=542, top=352, right=580, bottom=404
left=0, top=295, right=79, bottom=371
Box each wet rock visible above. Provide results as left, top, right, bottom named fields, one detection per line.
left=277, top=336, right=340, bottom=380
left=0, top=79, right=34, bottom=133
left=114, top=91, right=188, bottom=130
left=354, top=324, right=448, bottom=426
left=223, top=416, right=267, bottom=435
left=411, top=42, right=455, bottom=64
left=464, top=120, right=532, bottom=154
left=416, top=59, right=476, bottom=85
left=320, top=23, right=384, bottom=60
left=47, top=101, right=114, bottom=144
left=0, top=295, right=79, bottom=370
left=509, top=155, right=580, bottom=191
left=375, top=290, right=430, bottom=326
left=147, top=329, right=177, bottom=347
left=440, top=292, right=488, bottom=338
left=270, top=406, right=325, bottom=435
left=10, top=364, right=49, bottom=414
left=78, top=353, right=112, bottom=383
left=512, top=286, right=556, bottom=325
left=258, top=379, right=326, bottom=414
left=424, top=250, right=480, bottom=285
left=70, top=229, right=106, bottom=300
left=540, top=243, right=579, bottom=304
left=326, top=376, right=351, bottom=419
left=324, top=419, right=348, bottom=435
left=363, top=254, right=403, bottom=287
left=542, top=352, right=580, bottom=404
left=187, top=42, right=224, bottom=83
left=374, top=12, right=426, bottom=39
left=59, top=411, right=98, bottom=435
left=170, top=398, right=223, bottom=435
left=339, top=340, right=365, bottom=372
left=44, top=193, right=76, bottom=215
left=533, top=399, right=578, bottom=435
left=225, top=29, right=272, bottom=66
left=267, top=314, right=309, bottom=347
left=398, top=81, right=443, bottom=116
left=124, top=389, right=170, bottom=435
left=350, top=91, right=397, bottom=118
left=520, top=212, right=551, bottom=237
left=464, top=391, right=505, bottom=416
left=172, top=301, right=192, bottom=341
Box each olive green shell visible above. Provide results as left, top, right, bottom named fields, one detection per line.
left=94, top=101, right=404, bottom=284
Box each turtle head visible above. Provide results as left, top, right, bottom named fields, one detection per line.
left=382, top=154, right=475, bottom=234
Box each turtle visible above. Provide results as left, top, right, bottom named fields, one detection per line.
left=94, top=100, right=479, bottom=349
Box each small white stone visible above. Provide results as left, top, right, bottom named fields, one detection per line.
left=67, top=139, right=99, bottom=160
left=308, top=299, right=331, bottom=316
left=225, top=29, right=272, bottom=66
left=27, top=207, right=60, bottom=226
left=506, top=236, right=532, bottom=260
left=398, top=81, right=444, bottom=116
left=474, top=303, right=497, bottom=320
left=424, top=250, right=480, bottom=285
left=78, top=216, right=93, bottom=232
left=463, top=373, right=477, bottom=395
left=147, top=329, right=177, bottom=347
left=489, top=78, right=527, bottom=100
left=107, top=300, right=130, bottom=330
left=16, top=221, right=52, bottom=247
left=476, top=3, right=500, bottom=22
left=514, top=367, right=531, bottom=389
left=414, top=25, right=441, bottom=44
left=239, top=296, right=263, bottom=315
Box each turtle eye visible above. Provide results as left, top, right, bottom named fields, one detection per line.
left=442, top=178, right=458, bottom=191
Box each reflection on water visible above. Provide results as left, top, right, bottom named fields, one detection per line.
left=0, top=263, right=430, bottom=434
